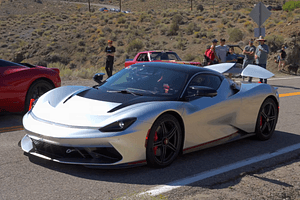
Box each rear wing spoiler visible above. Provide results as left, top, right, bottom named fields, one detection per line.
left=204, top=63, right=274, bottom=79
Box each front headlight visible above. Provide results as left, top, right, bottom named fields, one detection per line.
left=99, top=118, right=137, bottom=132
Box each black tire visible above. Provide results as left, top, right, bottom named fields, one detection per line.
left=24, top=80, right=54, bottom=112
left=255, top=98, right=278, bottom=141
left=146, top=114, right=182, bottom=168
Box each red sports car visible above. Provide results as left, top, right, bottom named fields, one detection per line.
left=0, top=59, right=61, bottom=114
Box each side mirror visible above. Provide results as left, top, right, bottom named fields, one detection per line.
left=189, top=86, right=217, bottom=97
left=93, top=73, right=105, bottom=84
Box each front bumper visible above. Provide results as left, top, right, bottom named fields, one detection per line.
left=21, top=134, right=123, bottom=165
left=21, top=112, right=150, bottom=167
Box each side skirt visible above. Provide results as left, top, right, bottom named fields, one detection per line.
left=182, top=131, right=256, bottom=154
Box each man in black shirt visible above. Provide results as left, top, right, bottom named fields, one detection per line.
left=105, top=40, right=115, bottom=77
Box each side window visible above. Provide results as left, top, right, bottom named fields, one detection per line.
left=186, top=74, right=222, bottom=96
left=144, top=54, right=149, bottom=61
left=205, top=75, right=222, bottom=90
left=137, top=54, right=147, bottom=61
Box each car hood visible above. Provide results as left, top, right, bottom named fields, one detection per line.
left=31, top=86, right=176, bottom=127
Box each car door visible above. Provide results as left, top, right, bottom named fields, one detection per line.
left=182, top=73, right=242, bottom=150
left=0, top=60, right=26, bottom=112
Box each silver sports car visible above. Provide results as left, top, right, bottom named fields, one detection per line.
left=20, top=62, right=279, bottom=168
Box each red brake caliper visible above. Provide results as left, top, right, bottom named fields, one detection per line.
left=153, top=132, right=158, bottom=155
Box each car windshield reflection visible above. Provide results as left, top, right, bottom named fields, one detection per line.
left=149, top=52, right=182, bottom=61
left=101, top=65, right=188, bottom=97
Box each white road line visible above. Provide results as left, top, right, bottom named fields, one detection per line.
left=269, top=76, right=300, bottom=81
left=138, top=143, right=300, bottom=197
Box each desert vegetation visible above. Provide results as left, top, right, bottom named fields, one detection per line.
left=0, top=0, right=299, bottom=79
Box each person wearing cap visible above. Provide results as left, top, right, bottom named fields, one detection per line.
left=278, top=45, right=286, bottom=71
left=105, top=40, right=116, bottom=77
left=242, top=38, right=256, bottom=82
left=255, top=36, right=269, bottom=83
left=215, top=38, right=229, bottom=63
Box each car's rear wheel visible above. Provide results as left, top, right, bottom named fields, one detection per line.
left=24, top=80, right=54, bottom=112
left=255, top=98, right=278, bottom=140
left=146, top=114, right=182, bottom=168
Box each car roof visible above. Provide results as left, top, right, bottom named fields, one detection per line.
left=132, top=62, right=218, bottom=75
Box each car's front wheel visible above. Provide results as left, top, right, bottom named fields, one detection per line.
left=24, top=80, right=54, bottom=112
left=146, top=114, right=182, bottom=168
left=255, top=98, right=278, bottom=140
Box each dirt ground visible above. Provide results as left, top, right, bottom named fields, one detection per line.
left=178, top=156, right=300, bottom=200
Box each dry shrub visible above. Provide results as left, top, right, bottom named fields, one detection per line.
left=227, top=28, right=243, bottom=42
left=265, top=35, right=284, bottom=52
left=183, top=53, right=196, bottom=61
left=173, top=39, right=185, bottom=50
left=266, top=21, right=276, bottom=29
left=126, top=39, right=144, bottom=53
left=167, top=22, right=179, bottom=36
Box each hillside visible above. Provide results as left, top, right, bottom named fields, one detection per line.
left=0, top=0, right=299, bottom=79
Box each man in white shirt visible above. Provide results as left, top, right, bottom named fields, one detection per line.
left=215, top=38, right=229, bottom=63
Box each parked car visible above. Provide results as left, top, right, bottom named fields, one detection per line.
left=272, top=5, right=282, bottom=11
left=0, top=59, right=61, bottom=114
left=125, top=50, right=202, bottom=67
left=99, top=7, right=108, bottom=12
left=20, top=62, right=279, bottom=168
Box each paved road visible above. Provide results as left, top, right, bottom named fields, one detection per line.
left=59, top=1, right=120, bottom=9
left=0, top=77, right=300, bottom=200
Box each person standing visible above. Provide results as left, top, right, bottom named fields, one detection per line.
left=215, top=38, right=229, bottom=63
left=105, top=40, right=115, bottom=77
left=255, top=36, right=269, bottom=83
left=205, top=39, right=219, bottom=65
left=242, top=39, right=256, bottom=82
left=211, top=39, right=221, bottom=64
left=278, top=45, right=286, bottom=71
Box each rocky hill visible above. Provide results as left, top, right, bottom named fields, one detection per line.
left=0, top=0, right=299, bottom=79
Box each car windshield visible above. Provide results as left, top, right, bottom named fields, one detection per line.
left=149, top=52, right=182, bottom=61
left=0, top=59, right=24, bottom=67
left=101, top=65, right=188, bottom=97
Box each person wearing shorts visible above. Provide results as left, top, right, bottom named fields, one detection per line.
left=278, top=45, right=286, bottom=71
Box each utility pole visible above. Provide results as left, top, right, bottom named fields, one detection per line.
left=191, top=0, right=193, bottom=11
left=88, top=0, right=91, bottom=12
left=213, top=0, right=215, bottom=13
left=120, top=0, right=121, bottom=12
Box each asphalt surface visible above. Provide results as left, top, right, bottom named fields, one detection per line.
left=1, top=76, right=300, bottom=200
left=60, top=1, right=120, bottom=10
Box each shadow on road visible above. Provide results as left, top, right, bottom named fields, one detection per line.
left=26, top=130, right=300, bottom=189
left=0, top=114, right=24, bottom=130
left=271, top=84, right=300, bottom=90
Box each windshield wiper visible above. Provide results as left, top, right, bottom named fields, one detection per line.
left=107, top=89, right=143, bottom=96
